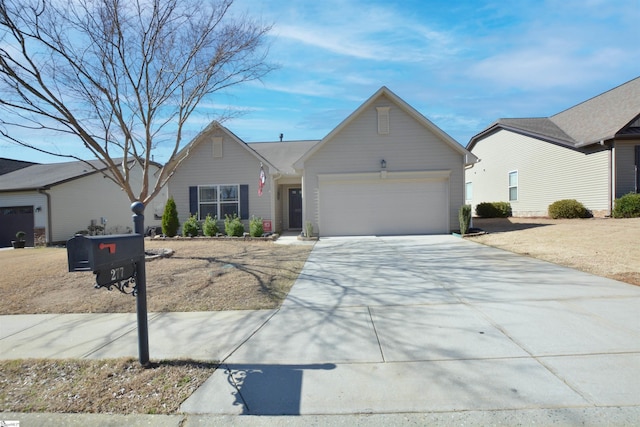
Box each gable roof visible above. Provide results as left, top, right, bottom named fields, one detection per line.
left=468, top=76, right=640, bottom=150
left=171, top=121, right=280, bottom=174
left=0, top=158, right=158, bottom=192
left=296, top=86, right=477, bottom=167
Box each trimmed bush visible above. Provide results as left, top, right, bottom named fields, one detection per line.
left=202, top=214, right=219, bottom=236
left=249, top=216, right=264, bottom=237
left=182, top=214, right=201, bottom=237
left=161, top=197, right=179, bottom=237
left=612, top=193, right=640, bottom=218
left=224, top=213, right=245, bottom=237
left=459, top=204, right=471, bottom=234
left=548, top=199, right=588, bottom=219
left=475, top=202, right=512, bottom=218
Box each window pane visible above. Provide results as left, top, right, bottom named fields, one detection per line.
left=220, top=185, right=238, bottom=201
left=199, top=204, right=217, bottom=220
left=465, top=182, right=472, bottom=200
left=509, top=187, right=518, bottom=201
left=221, top=203, right=239, bottom=218
left=509, top=172, right=518, bottom=187
left=199, top=186, right=217, bottom=202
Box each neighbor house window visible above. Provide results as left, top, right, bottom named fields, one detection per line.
left=508, top=171, right=518, bottom=201
left=465, top=182, right=473, bottom=203
left=198, top=184, right=239, bottom=219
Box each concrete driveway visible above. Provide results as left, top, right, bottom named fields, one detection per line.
left=181, top=235, right=640, bottom=423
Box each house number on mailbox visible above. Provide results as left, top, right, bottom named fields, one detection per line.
left=95, top=263, right=137, bottom=293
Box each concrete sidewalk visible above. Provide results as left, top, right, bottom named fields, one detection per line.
left=2, top=235, right=640, bottom=426
left=1, top=310, right=276, bottom=361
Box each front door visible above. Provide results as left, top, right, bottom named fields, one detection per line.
left=288, top=188, right=302, bottom=229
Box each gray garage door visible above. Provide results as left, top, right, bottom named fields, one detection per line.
left=319, top=178, right=448, bottom=236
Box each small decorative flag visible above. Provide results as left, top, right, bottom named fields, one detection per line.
left=258, top=164, right=266, bottom=196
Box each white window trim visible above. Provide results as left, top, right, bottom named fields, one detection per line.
left=198, top=184, right=240, bottom=220
left=508, top=170, right=518, bottom=201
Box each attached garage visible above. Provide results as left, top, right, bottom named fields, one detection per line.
left=318, top=171, right=450, bottom=236
left=293, top=87, right=478, bottom=238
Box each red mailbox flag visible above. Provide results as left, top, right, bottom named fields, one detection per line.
left=258, top=164, right=266, bottom=196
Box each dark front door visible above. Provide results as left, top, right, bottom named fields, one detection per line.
left=288, top=188, right=302, bottom=229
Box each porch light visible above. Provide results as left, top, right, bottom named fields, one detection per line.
left=380, top=159, right=387, bottom=169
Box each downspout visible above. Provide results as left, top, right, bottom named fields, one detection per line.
left=607, top=141, right=614, bottom=216
left=38, top=188, right=52, bottom=245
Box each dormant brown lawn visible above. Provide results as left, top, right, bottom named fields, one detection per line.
left=0, top=239, right=312, bottom=315
left=2, top=220, right=638, bottom=415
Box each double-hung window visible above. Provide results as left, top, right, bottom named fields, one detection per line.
left=197, top=184, right=239, bottom=220
left=508, top=171, right=518, bottom=201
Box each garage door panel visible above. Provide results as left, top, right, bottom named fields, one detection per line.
left=319, top=179, right=448, bottom=236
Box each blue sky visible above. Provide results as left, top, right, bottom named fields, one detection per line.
left=2, top=0, right=639, bottom=164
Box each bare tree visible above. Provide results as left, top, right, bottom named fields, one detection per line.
left=0, top=0, right=273, bottom=204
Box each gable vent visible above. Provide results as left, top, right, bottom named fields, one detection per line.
left=212, top=137, right=223, bottom=158
left=377, top=106, right=390, bottom=135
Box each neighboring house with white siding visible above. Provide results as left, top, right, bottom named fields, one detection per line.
left=169, top=86, right=478, bottom=237
left=0, top=159, right=165, bottom=247
left=466, top=77, right=640, bottom=217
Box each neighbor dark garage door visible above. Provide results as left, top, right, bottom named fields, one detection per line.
left=0, top=206, right=34, bottom=247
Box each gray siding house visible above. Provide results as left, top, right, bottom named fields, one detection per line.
left=0, top=159, right=164, bottom=246
left=168, top=86, right=478, bottom=237
left=466, top=77, right=640, bottom=217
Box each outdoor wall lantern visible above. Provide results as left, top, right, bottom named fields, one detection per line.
left=380, top=159, right=387, bottom=169
left=35, top=206, right=42, bottom=212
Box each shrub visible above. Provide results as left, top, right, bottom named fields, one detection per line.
left=224, top=213, right=245, bottom=237
left=475, top=202, right=512, bottom=218
left=249, top=216, right=264, bottom=237
left=612, top=193, right=640, bottom=218
left=202, top=214, right=219, bottom=236
left=182, top=214, right=201, bottom=237
left=161, top=197, right=179, bottom=237
left=548, top=199, right=588, bottom=219
left=305, top=221, right=314, bottom=238
left=459, top=204, right=472, bottom=234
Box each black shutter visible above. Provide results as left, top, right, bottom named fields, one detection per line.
left=240, top=184, right=249, bottom=219
left=189, top=186, right=198, bottom=216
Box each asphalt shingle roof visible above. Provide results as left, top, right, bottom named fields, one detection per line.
left=468, top=76, right=640, bottom=149
left=249, top=140, right=319, bottom=175
left=0, top=158, right=38, bottom=176
left=0, top=158, right=119, bottom=191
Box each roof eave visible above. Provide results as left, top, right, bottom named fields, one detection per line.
left=468, top=123, right=580, bottom=151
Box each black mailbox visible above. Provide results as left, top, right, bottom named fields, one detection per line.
left=67, top=234, right=144, bottom=273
